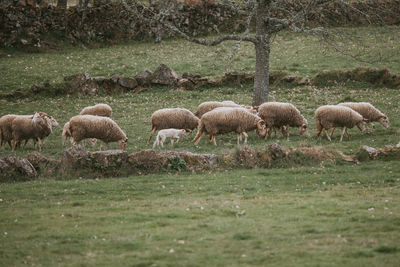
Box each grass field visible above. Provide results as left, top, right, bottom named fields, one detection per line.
left=0, top=26, right=400, bottom=265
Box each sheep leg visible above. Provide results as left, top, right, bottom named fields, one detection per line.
left=147, top=127, right=156, bottom=144
left=193, top=132, right=205, bottom=145
left=344, top=128, right=350, bottom=139
left=330, top=128, right=335, bottom=138
left=237, top=133, right=241, bottom=145
left=323, top=129, right=331, bottom=141
left=152, top=136, right=159, bottom=149
left=316, top=121, right=322, bottom=138
left=12, top=139, right=17, bottom=151
left=211, top=135, right=217, bottom=146
left=340, top=127, right=347, bottom=142
left=368, top=122, right=374, bottom=133
left=171, top=139, right=175, bottom=146
left=243, top=132, right=248, bottom=144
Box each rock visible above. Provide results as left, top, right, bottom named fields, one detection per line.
left=128, top=149, right=167, bottom=172
left=283, top=75, right=296, bottom=82
left=151, top=64, right=180, bottom=85
left=118, top=77, right=138, bottom=89
left=61, top=145, right=89, bottom=171
left=128, top=149, right=217, bottom=172
left=362, top=145, right=379, bottom=159
left=0, top=156, right=37, bottom=180
left=297, top=77, right=311, bottom=85
left=0, top=99, right=7, bottom=104
left=101, top=79, right=124, bottom=94
left=177, top=78, right=195, bottom=90
left=268, top=143, right=286, bottom=159
left=27, top=152, right=60, bottom=176
left=64, top=73, right=99, bottom=96
left=110, top=74, right=120, bottom=83
left=91, top=150, right=128, bottom=168
left=135, top=70, right=153, bottom=86
left=235, top=146, right=258, bottom=168
left=92, top=76, right=107, bottom=83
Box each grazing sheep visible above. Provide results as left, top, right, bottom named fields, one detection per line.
left=0, top=114, right=32, bottom=149
left=338, top=102, right=389, bottom=131
left=11, top=112, right=55, bottom=151
left=193, top=107, right=267, bottom=145
left=79, top=103, right=112, bottom=117
left=257, top=102, right=308, bottom=139
left=62, top=122, right=72, bottom=146
left=65, top=115, right=127, bottom=150
left=315, top=105, right=366, bottom=142
left=153, top=129, right=187, bottom=148
left=148, top=108, right=200, bottom=143
left=194, top=101, right=241, bottom=118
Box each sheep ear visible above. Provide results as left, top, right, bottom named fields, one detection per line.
left=362, top=118, right=369, bottom=122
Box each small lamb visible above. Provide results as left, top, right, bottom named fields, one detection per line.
left=153, top=129, right=187, bottom=148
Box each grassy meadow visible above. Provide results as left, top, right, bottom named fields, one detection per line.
left=0, top=26, right=400, bottom=265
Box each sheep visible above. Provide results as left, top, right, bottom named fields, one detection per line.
left=315, top=105, right=367, bottom=142
left=152, top=129, right=187, bottom=148
left=79, top=103, right=112, bottom=117
left=11, top=112, right=55, bottom=151
left=148, top=108, right=200, bottom=144
left=257, top=102, right=308, bottom=139
left=193, top=107, right=267, bottom=146
left=337, top=102, right=389, bottom=132
left=0, top=114, right=32, bottom=149
left=65, top=115, right=128, bottom=150
left=194, top=101, right=241, bottom=118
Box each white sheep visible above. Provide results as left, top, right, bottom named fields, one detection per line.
left=79, top=103, right=112, bottom=117
left=257, top=102, right=308, bottom=139
left=152, top=129, right=187, bottom=148
left=193, top=107, right=267, bottom=145
left=0, top=114, right=32, bottom=149
left=338, top=102, right=389, bottom=132
left=11, top=112, right=56, bottom=151
left=148, top=108, right=199, bottom=144
left=194, top=101, right=241, bottom=118
left=315, top=105, right=366, bottom=142
left=64, top=115, right=127, bottom=150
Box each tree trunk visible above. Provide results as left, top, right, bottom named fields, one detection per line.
left=57, top=0, right=67, bottom=8
left=252, top=0, right=271, bottom=106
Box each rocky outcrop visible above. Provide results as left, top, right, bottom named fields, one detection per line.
left=0, top=155, right=37, bottom=181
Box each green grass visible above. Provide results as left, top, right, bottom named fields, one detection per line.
left=0, top=26, right=400, bottom=265
left=1, top=26, right=399, bottom=93
left=1, top=161, right=400, bottom=266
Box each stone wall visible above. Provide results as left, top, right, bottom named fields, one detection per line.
left=1, top=0, right=399, bottom=48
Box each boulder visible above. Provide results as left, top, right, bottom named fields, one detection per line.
left=91, top=150, right=128, bottom=168
left=119, top=77, right=138, bottom=89
left=128, top=150, right=217, bottom=172
left=0, top=156, right=37, bottom=180
left=235, top=146, right=258, bottom=168
left=135, top=70, right=153, bottom=86
left=268, top=143, right=287, bottom=159
left=151, top=64, right=180, bottom=85
left=177, top=78, right=195, bottom=90
left=27, top=152, right=60, bottom=176
left=60, top=145, right=89, bottom=171
left=64, top=73, right=99, bottom=96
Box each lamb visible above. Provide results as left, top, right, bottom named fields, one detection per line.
left=194, top=101, right=241, bottom=118
left=148, top=108, right=200, bottom=143
left=257, top=102, right=308, bottom=139
left=193, top=107, right=267, bottom=146
left=152, top=129, right=187, bottom=148
left=64, top=115, right=128, bottom=150
left=11, top=112, right=56, bottom=151
left=79, top=103, right=112, bottom=117
left=0, top=114, right=32, bottom=149
left=315, top=105, right=366, bottom=142
left=337, top=102, right=389, bottom=132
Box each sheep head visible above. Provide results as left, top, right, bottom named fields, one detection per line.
left=378, top=116, right=390, bottom=129
left=357, top=120, right=367, bottom=133
left=118, top=137, right=128, bottom=150
left=256, top=120, right=267, bottom=138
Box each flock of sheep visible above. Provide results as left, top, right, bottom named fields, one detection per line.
left=0, top=101, right=390, bottom=152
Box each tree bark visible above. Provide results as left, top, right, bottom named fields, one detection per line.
left=252, top=0, right=270, bottom=106
left=57, top=0, right=67, bottom=8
